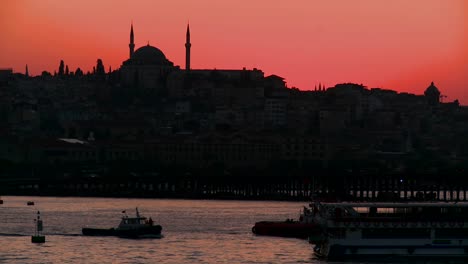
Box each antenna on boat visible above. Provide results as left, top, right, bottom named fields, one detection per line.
left=32, top=211, right=45, bottom=243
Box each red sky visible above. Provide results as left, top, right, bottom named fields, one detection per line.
left=1, top=0, right=467, bottom=103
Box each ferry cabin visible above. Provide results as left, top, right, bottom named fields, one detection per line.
left=313, top=202, right=468, bottom=260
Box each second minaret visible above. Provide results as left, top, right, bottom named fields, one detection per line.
left=185, top=24, right=191, bottom=71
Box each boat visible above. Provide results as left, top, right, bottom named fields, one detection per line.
left=27, top=201, right=34, bottom=206
left=252, top=206, right=324, bottom=239
left=312, top=202, right=468, bottom=260
left=32, top=211, right=45, bottom=243
left=82, top=208, right=162, bottom=238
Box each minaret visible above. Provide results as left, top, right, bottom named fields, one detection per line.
left=129, top=23, right=135, bottom=58
left=185, top=23, right=191, bottom=71
left=25, top=64, right=29, bottom=77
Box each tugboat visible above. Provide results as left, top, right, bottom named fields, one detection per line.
left=252, top=205, right=324, bottom=239
left=82, top=208, right=162, bottom=238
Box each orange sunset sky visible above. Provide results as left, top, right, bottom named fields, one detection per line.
left=1, top=0, right=467, bottom=103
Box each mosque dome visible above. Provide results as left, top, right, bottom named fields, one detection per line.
left=129, top=44, right=173, bottom=66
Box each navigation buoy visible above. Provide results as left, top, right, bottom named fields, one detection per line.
left=32, top=211, right=45, bottom=243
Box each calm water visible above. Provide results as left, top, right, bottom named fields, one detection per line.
left=0, top=196, right=326, bottom=264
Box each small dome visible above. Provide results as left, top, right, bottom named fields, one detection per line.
left=130, top=45, right=172, bottom=66
left=424, top=81, right=440, bottom=96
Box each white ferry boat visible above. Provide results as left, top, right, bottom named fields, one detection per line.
left=313, top=202, right=468, bottom=260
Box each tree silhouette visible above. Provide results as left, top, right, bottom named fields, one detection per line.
left=75, top=67, right=83, bottom=76
left=96, top=59, right=105, bottom=76
left=58, top=60, right=65, bottom=76
left=65, top=65, right=69, bottom=76
left=41, top=71, right=51, bottom=77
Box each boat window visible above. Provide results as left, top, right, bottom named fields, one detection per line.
left=362, top=228, right=431, bottom=239
left=343, top=207, right=360, bottom=216
left=352, top=207, right=367, bottom=214
left=376, top=208, right=397, bottom=215
left=394, top=208, right=406, bottom=214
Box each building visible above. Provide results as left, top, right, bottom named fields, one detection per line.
left=120, top=24, right=178, bottom=91
left=424, top=81, right=441, bottom=106
left=120, top=23, right=274, bottom=105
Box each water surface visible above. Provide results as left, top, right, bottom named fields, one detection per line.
left=1, top=196, right=321, bottom=263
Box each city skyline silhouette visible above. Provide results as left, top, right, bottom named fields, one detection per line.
left=2, top=2, right=468, bottom=261
left=1, top=0, right=467, bottom=103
